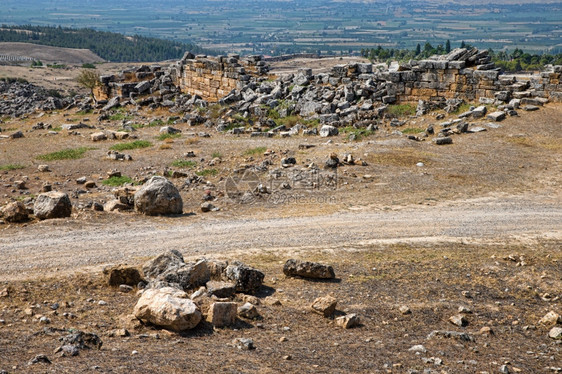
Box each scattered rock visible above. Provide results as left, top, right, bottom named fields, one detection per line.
left=104, top=265, right=143, bottom=287
left=200, top=202, right=217, bottom=212
left=207, top=302, right=237, bottom=327
left=160, top=126, right=181, bottom=134
left=449, top=314, right=468, bottom=327
left=33, top=191, right=72, bottom=220
left=206, top=280, right=236, bottom=298
left=233, top=338, right=255, bottom=350
left=134, top=176, right=183, bottom=216
left=90, top=132, right=107, bottom=141
left=1, top=201, right=28, bottom=223
left=478, top=326, right=494, bottom=335
left=119, top=284, right=134, bottom=293
left=283, top=259, right=335, bottom=279
left=336, top=313, right=360, bottom=329
left=487, top=111, right=506, bottom=122
left=427, top=330, right=474, bottom=342
left=224, top=262, right=264, bottom=294
left=104, top=199, right=131, bottom=212
left=9, top=130, right=24, bottom=139
left=37, top=164, right=50, bottom=172
left=433, top=136, right=453, bottom=145
left=56, top=330, right=102, bottom=357
left=523, top=105, right=540, bottom=111
left=265, top=296, right=282, bottom=306
left=399, top=305, right=412, bottom=315
left=311, top=296, right=337, bottom=317
left=408, top=344, right=427, bottom=353
left=142, top=250, right=185, bottom=279
left=27, top=354, right=51, bottom=365
left=539, top=311, right=561, bottom=326
left=549, top=326, right=562, bottom=340
left=319, top=125, right=339, bottom=137
left=238, top=302, right=260, bottom=319
left=133, top=287, right=202, bottom=331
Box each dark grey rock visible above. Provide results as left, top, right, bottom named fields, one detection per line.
left=433, top=137, right=453, bottom=145
left=224, top=262, right=264, bottom=294
left=206, top=280, right=236, bottom=298
left=283, top=259, right=335, bottom=279
left=142, top=249, right=185, bottom=279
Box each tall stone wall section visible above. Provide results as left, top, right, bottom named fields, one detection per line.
left=93, top=52, right=268, bottom=104
left=179, top=53, right=268, bottom=102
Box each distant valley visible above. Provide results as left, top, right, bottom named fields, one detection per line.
left=1, top=0, right=561, bottom=55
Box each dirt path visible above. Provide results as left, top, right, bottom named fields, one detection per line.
left=1, top=192, right=560, bottom=281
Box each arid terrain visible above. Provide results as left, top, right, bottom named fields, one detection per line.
left=0, top=61, right=561, bottom=373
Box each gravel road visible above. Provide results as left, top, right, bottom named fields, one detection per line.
left=1, top=192, right=560, bottom=281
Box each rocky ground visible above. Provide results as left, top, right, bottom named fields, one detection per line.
left=0, top=62, right=561, bottom=372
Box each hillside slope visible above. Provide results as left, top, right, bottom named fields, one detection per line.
left=0, top=42, right=104, bottom=64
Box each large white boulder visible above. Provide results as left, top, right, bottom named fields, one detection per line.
left=133, top=287, right=201, bottom=331
left=34, top=191, right=72, bottom=220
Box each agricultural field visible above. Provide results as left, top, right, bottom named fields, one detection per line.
left=1, top=0, right=561, bottom=55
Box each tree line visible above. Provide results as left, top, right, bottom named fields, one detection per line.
left=0, top=25, right=209, bottom=62
left=361, top=41, right=562, bottom=72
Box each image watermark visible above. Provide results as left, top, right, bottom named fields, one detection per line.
left=224, top=167, right=339, bottom=204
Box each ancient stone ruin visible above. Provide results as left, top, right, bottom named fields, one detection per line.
left=94, top=47, right=561, bottom=111
left=94, top=52, right=269, bottom=103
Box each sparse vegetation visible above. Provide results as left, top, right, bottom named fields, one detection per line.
left=157, top=133, right=181, bottom=141
left=102, top=175, right=133, bottom=186
left=341, top=126, right=374, bottom=140
left=244, top=147, right=267, bottom=156
left=47, top=63, right=67, bottom=69
left=453, top=102, right=473, bottom=115
left=211, top=151, right=222, bottom=159
left=110, top=140, right=152, bottom=151
left=0, top=77, right=29, bottom=84
left=401, top=128, right=425, bottom=134
left=76, top=69, right=101, bottom=102
left=36, top=147, right=93, bottom=161
left=108, top=109, right=132, bottom=121
left=196, top=168, right=219, bottom=177
left=170, top=160, right=197, bottom=168
left=0, top=164, right=25, bottom=171
left=386, top=103, right=416, bottom=118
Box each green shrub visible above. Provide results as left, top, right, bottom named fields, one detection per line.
left=170, top=160, right=196, bottom=168
left=386, top=103, right=416, bottom=117
left=47, top=63, right=67, bottom=69
left=341, top=126, right=374, bottom=140
left=82, top=63, right=96, bottom=69
left=211, top=151, right=222, bottom=159
left=0, top=164, right=25, bottom=171
left=110, top=140, right=152, bottom=151
left=401, top=128, right=425, bottom=134
left=243, top=147, right=267, bottom=156
left=37, top=147, right=93, bottom=161
left=102, top=175, right=133, bottom=186
left=196, top=168, right=218, bottom=177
